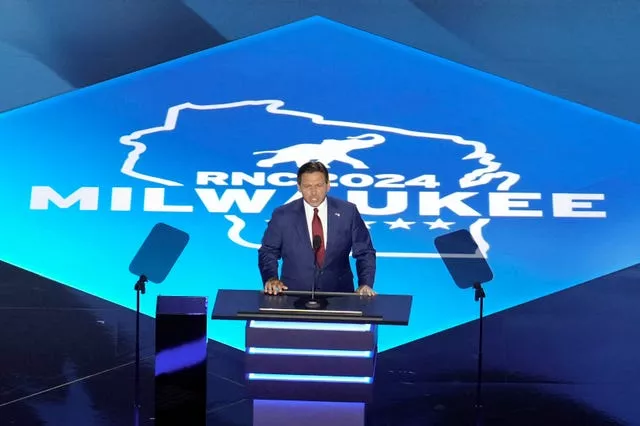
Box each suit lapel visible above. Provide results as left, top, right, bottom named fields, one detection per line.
left=293, top=199, right=313, bottom=250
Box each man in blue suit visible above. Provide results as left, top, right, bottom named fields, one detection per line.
left=259, top=161, right=377, bottom=296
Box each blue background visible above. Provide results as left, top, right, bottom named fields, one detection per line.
left=1, top=17, right=639, bottom=352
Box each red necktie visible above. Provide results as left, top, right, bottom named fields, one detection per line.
left=312, top=208, right=325, bottom=267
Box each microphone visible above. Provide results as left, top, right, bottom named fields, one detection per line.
left=307, top=235, right=322, bottom=308
left=312, top=235, right=322, bottom=257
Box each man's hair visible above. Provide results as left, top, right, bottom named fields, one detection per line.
left=297, top=161, right=329, bottom=184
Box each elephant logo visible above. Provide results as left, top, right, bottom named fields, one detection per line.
left=252, top=133, right=385, bottom=169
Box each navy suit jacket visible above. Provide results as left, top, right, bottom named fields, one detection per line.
left=258, top=196, right=376, bottom=293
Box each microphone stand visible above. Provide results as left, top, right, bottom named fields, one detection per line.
left=133, top=274, right=147, bottom=426
left=305, top=240, right=321, bottom=309
left=473, top=281, right=486, bottom=426
left=305, top=267, right=321, bottom=309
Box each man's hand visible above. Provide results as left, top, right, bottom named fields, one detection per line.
left=264, top=278, right=288, bottom=295
left=356, top=285, right=376, bottom=297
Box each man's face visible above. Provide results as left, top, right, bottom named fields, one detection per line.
left=298, top=171, right=330, bottom=207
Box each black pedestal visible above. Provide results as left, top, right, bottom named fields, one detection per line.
left=154, top=296, right=208, bottom=426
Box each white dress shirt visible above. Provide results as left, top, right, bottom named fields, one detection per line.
left=303, top=198, right=328, bottom=249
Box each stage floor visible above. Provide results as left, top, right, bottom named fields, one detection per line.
left=0, top=261, right=635, bottom=425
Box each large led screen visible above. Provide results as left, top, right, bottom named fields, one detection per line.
left=1, top=17, right=639, bottom=351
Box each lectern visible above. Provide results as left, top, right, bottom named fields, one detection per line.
left=211, top=289, right=412, bottom=403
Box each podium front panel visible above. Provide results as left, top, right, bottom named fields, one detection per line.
left=245, top=320, right=377, bottom=402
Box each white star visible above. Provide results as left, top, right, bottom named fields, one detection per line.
left=384, top=218, right=416, bottom=230
left=364, top=221, right=376, bottom=229
left=424, top=218, right=455, bottom=230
